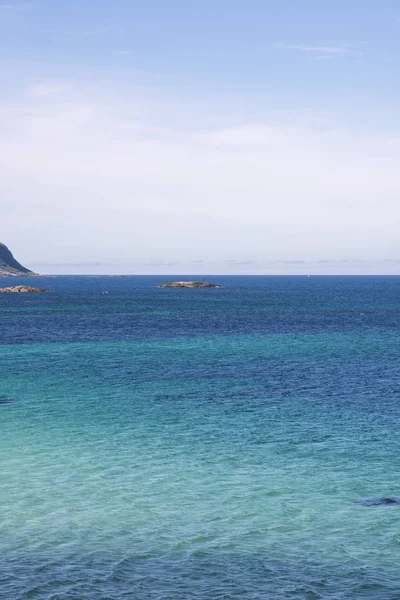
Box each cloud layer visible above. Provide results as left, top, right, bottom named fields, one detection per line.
left=1, top=77, right=399, bottom=273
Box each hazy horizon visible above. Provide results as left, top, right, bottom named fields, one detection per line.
left=23, top=258, right=400, bottom=277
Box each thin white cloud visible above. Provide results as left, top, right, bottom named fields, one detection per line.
left=40, top=26, right=124, bottom=36
left=311, top=55, right=335, bottom=61
left=0, top=2, right=31, bottom=9
left=278, top=43, right=363, bottom=58
left=280, top=44, right=347, bottom=54
left=27, top=79, right=76, bottom=98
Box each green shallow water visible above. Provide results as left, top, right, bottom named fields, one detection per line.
left=1, top=276, right=400, bottom=599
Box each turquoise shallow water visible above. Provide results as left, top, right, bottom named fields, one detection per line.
left=1, top=276, right=400, bottom=599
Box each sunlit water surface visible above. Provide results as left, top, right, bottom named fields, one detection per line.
left=1, top=276, right=400, bottom=599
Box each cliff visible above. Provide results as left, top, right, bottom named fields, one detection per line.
left=0, top=242, right=37, bottom=276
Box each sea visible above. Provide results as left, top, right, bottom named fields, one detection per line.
left=1, top=275, right=400, bottom=600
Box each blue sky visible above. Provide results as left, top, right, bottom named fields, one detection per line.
left=1, top=1, right=400, bottom=274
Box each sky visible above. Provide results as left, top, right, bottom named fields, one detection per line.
left=1, top=0, right=400, bottom=274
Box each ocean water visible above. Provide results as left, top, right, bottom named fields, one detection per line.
left=1, top=275, right=400, bottom=600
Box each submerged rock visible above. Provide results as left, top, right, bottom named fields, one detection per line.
left=0, top=396, right=15, bottom=404
left=358, top=497, right=400, bottom=506
left=0, top=285, right=50, bottom=293
left=157, top=281, right=220, bottom=288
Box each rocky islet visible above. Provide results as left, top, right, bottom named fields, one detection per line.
left=0, top=285, right=50, bottom=293
left=157, top=281, right=220, bottom=288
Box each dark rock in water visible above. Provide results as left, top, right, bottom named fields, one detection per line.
left=158, top=281, right=220, bottom=289
left=0, top=242, right=38, bottom=276
left=358, top=497, right=400, bottom=506
left=0, top=396, right=15, bottom=404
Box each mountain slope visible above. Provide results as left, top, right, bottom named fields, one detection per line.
left=0, top=242, right=36, bottom=276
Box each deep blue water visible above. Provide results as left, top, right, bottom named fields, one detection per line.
left=1, top=276, right=400, bottom=599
